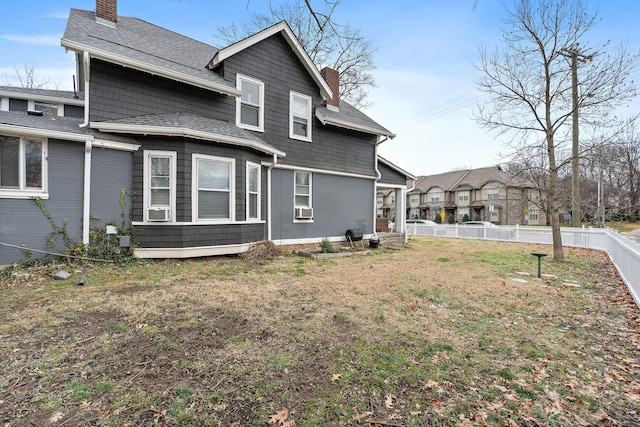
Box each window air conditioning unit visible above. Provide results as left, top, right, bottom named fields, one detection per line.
left=295, top=207, right=313, bottom=219
left=147, top=207, right=171, bottom=222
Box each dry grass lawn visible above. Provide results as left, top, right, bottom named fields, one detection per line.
left=1, top=237, right=639, bottom=426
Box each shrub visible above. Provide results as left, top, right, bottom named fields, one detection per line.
left=434, top=214, right=442, bottom=224
left=319, top=238, right=335, bottom=253
left=474, top=215, right=482, bottom=221
left=448, top=214, right=455, bottom=224
left=462, top=213, right=470, bottom=222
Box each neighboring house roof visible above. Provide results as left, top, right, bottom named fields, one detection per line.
left=415, top=170, right=468, bottom=193
left=61, top=9, right=241, bottom=97
left=316, top=101, right=396, bottom=138
left=208, top=21, right=332, bottom=101
left=413, top=165, right=533, bottom=194
left=90, top=112, right=285, bottom=157
left=0, top=110, right=139, bottom=149
left=0, top=86, right=85, bottom=106
left=454, top=165, right=532, bottom=189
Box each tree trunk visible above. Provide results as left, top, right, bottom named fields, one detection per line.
left=547, top=133, right=565, bottom=261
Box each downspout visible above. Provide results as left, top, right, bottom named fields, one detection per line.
left=265, top=153, right=278, bottom=241
left=80, top=51, right=90, bottom=128
left=82, top=141, right=92, bottom=244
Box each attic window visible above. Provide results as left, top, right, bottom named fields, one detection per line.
left=236, top=75, right=264, bottom=132
left=290, top=92, right=312, bottom=142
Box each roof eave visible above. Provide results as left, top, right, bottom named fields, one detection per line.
left=316, top=110, right=396, bottom=138
left=62, top=39, right=242, bottom=98
left=0, top=122, right=88, bottom=142
left=0, top=89, right=85, bottom=106
left=208, top=22, right=333, bottom=100
left=89, top=122, right=286, bottom=157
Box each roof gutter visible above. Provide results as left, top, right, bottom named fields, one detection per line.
left=62, top=39, right=242, bottom=98
left=90, top=122, right=286, bottom=157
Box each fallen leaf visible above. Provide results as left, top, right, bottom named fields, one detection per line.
left=269, top=408, right=288, bottom=425
left=49, top=411, right=65, bottom=423
left=385, top=394, right=395, bottom=408
left=331, top=373, right=341, bottom=382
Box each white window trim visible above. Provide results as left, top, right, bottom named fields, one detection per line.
left=143, top=150, right=176, bottom=223
left=246, top=161, right=261, bottom=222
left=236, top=74, right=264, bottom=132
left=192, top=153, right=236, bottom=223
left=293, top=171, right=313, bottom=222
left=289, top=91, right=312, bottom=142
left=0, top=136, right=48, bottom=199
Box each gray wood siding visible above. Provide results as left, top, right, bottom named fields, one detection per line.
left=222, top=34, right=377, bottom=176
left=0, top=140, right=84, bottom=264
left=89, top=60, right=233, bottom=122
left=135, top=223, right=265, bottom=248
left=378, top=161, right=408, bottom=186
left=270, top=168, right=374, bottom=241
left=90, top=148, right=133, bottom=229
left=131, top=137, right=268, bottom=248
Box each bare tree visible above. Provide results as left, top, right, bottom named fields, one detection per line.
left=474, top=0, right=638, bottom=260
left=3, top=64, right=51, bottom=88
left=216, top=0, right=376, bottom=108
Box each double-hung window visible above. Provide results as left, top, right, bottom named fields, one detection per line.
left=0, top=135, right=46, bottom=197
left=294, top=171, right=311, bottom=208
left=144, top=150, right=176, bottom=222
left=193, top=154, right=235, bottom=222
left=237, top=75, right=264, bottom=132
left=290, top=92, right=312, bottom=141
left=246, top=162, right=260, bottom=221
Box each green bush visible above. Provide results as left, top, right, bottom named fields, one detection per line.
left=462, top=213, right=470, bottom=222
left=434, top=214, right=442, bottom=224
left=448, top=214, right=455, bottom=224
left=474, top=214, right=482, bottom=221
left=319, top=238, right=335, bottom=253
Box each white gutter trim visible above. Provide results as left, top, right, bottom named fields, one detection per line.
left=90, top=122, right=285, bottom=157
left=80, top=51, right=90, bottom=128
left=0, top=90, right=85, bottom=107
left=92, top=139, right=140, bottom=151
left=272, top=163, right=376, bottom=180
left=316, top=110, right=396, bottom=138
left=62, top=39, right=242, bottom=98
left=0, top=124, right=89, bottom=142
left=209, top=21, right=332, bottom=100
left=82, top=141, right=92, bottom=244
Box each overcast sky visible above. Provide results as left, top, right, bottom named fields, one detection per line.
left=1, top=0, right=638, bottom=176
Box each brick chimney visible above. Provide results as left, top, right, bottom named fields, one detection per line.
left=96, top=0, right=117, bottom=24
left=321, top=67, right=339, bottom=110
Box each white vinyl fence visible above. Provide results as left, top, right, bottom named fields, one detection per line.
left=406, top=223, right=640, bottom=309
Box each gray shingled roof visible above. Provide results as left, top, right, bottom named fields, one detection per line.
left=455, top=166, right=532, bottom=188
left=0, top=110, right=139, bottom=145
left=94, top=112, right=281, bottom=154
left=316, top=101, right=394, bottom=137
left=414, top=170, right=468, bottom=192
left=62, top=9, right=233, bottom=92
left=0, top=110, right=88, bottom=134
left=61, top=8, right=392, bottom=140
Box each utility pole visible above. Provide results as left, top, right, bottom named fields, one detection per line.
left=560, top=46, right=592, bottom=228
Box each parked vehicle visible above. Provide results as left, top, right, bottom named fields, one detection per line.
left=461, top=221, right=514, bottom=239
left=406, top=219, right=446, bottom=235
